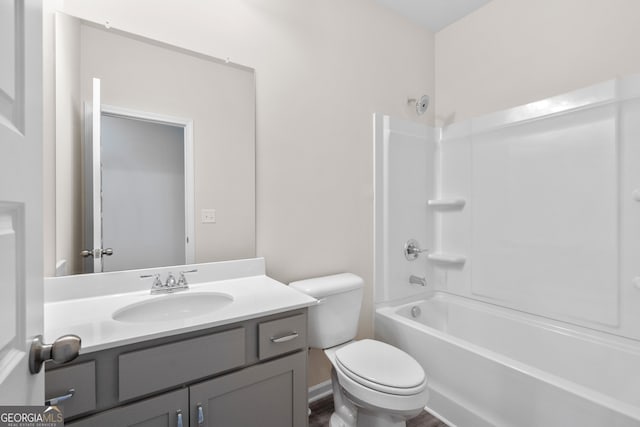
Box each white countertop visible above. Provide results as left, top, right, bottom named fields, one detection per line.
left=44, top=259, right=316, bottom=354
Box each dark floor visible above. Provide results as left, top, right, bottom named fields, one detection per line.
left=309, top=395, right=448, bottom=427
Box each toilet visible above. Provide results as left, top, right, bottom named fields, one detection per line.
left=290, top=273, right=428, bottom=427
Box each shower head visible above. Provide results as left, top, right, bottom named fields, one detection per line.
left=413, top=95, right=430, bottom=115
left=416, top=95, right=429, bottom=114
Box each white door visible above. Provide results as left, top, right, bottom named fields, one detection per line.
left=82, top=94, right=195, bottom=273
left=0, top=0, right=44, bottom=404
left=101, top=113, right=188, bottom=272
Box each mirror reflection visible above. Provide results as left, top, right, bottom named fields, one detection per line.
left=54, top=14, right=256, bottom=275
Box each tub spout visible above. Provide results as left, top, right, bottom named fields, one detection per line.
left=409, top=275, right=427, bottom=286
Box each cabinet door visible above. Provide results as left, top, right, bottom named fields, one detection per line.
left=68, top=389, right=188, bottom=427
left=189, top=351, right=307, bottom=427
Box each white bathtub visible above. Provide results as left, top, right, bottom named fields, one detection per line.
left=375, top=292, right=640, bottom=427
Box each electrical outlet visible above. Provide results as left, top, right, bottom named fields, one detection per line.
left=201, top=209, right=216, bottom=223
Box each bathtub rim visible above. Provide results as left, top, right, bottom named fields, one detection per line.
left=375, top=292, right=640, bottom=423
left=377, top=291, right=640, bottom=354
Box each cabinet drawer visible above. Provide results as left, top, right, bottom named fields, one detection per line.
left=118, top=327, right=245, bottom=401
left=258, top=314, right=307, bottom=360
left=45, top=361, right=96, bottom=419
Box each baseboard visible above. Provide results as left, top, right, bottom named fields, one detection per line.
left=308, top=379, right=332, bottom=403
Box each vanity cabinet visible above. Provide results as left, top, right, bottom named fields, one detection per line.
left=45, top=309, right=308, bottom=427
left=190, top=351, right=305, bottom=427
left=64, top=389, right=189, bottom=427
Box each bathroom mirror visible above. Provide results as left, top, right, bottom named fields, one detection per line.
left=54, top=14, right=256, bottom=275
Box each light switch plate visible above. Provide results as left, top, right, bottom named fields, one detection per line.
left=201, top=209, right=216, bottom=223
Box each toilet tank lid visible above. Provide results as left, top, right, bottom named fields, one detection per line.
left=289, top=273, right=363, bottom=298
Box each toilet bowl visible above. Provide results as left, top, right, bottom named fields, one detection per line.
left=290, top=274, right=428, bottom=427
left=326, top=339, right=429, bottom=427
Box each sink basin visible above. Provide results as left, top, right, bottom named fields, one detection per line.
left=112, top=292, right=234, bottom=323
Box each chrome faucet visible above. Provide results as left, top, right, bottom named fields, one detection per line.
left=409, top=275, right=427, bottom=287
left=141, top=269, right=198, bottom=294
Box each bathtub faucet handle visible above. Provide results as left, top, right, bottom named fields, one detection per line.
left=404, top=239, right=428, bottom=261
left=409, top=275, right=427, bottom=287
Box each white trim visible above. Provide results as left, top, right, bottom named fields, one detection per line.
left=55, top=259, right=67, bottom=277
left=308, top=379, right=332, bottom=403
left=183, top=121, right=195, bottom=263
left=99, top=104, right=195, bottom=264
left=101, top=104, right=192, bottom=128
left=372, top=113, right=387, bottom=307
left=91, top=78, right=101, bottom=273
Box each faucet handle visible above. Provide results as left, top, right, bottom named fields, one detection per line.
left=140, top=273, right=162, bottom=288
left=404, top=239, right=428, bottom=261
left=178, top=269, right=198, bottom=287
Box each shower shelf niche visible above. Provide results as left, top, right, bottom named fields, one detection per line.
left=427, top=253, right=466, bottom=265
left=427, top=199, right=466, bottom=209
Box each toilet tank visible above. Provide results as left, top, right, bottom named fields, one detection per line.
left=289, top=273, right=364, bottom=349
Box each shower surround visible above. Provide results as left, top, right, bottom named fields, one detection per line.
left=373, top=75, right=640, bottom=426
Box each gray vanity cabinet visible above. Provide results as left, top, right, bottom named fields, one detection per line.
left=66, top=389, right=189, bottom=427
left=46, top=309, right=308, bottom=427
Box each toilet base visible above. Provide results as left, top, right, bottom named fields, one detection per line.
left=357, top=409, right=406, bottom=427
left=329, top=367, right=357, bottom=427
left=328, top=367, right=410, bottom=427
left=329, top=405, right=408, bottom=427
left=329, top=412, right=353, bottom=427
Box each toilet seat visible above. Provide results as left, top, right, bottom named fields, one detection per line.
left=334, top=339, right=427, bottom=396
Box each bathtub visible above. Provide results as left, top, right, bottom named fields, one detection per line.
left=375, top=292, right=640, bottom=427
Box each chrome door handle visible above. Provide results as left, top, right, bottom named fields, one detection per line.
left=270, top=332, right=299, bottom=343
left=45, top=388, right=75, bottom=406
left=29, top=335, right=81, bottom=374
left=80, top=248, right=113, bottom=258
left=101, top=248, right=113, bottom=256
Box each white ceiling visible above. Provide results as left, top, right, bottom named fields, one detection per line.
left=375, top=0, right=493, bottom=32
